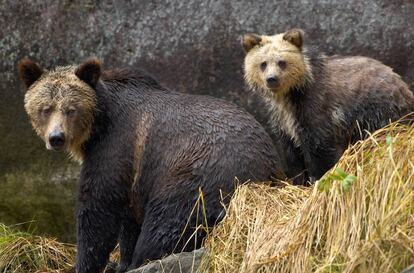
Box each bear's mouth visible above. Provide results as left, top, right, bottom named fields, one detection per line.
left=46, top=139, right=66, bottom=152
left=46, top=143, right=65, bottom=152
left=267, top=85, right=281, bottom=93
left=266, top=81, right=280, bottom=91
left=266, top=80, right=281, bottom=92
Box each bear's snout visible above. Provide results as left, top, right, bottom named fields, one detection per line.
left=266, top=76, right=279, bottom=89
left=48, top=131, right=65, bottom=150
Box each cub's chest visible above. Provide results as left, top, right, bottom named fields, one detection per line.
left=266, top=97, right=301, bottom=146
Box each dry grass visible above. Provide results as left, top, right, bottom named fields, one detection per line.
left=0, top=223, right=124, bottom=273
left=0, top=224, right=75, bottom=273
left=200, top=118, right=414, bottom=273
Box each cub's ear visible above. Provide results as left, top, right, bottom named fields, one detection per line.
left=18, top=58, right=43, bottom=89
left=75, top=58, right=102, bottom=88
left=283, top=28, right=304, bottom=49
left=241, top=33, right=262, bottom=53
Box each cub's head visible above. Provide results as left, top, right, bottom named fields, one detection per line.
left=18, top=58, right=101, bottom=162
left=241, top=29, right=312, bottom=96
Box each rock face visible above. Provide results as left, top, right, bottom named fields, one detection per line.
left=1, top=1, right=414, bottom=238
left=125, top=248, right=204, bottom=273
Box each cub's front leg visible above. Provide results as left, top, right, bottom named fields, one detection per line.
left=301, top=132, right=343, bottom=181
left=277, top=131, right=308, bottom=185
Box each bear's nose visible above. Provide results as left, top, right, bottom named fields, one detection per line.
left=266, top=76, right=279, bottom=88
left=49, top=131, right=65, bottom=150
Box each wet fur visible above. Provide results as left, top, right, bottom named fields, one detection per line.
left=20, top=59, right=284, bottom=273
left=243, top=30, right=414, bottom=181
left=291, top=53, right=414, bottom=180
left=22, top=65, right=96, bottom=162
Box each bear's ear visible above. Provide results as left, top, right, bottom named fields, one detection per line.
left=75, top=58, right=102, bottom=88
left=18, top=58, right=43, bottom=89
left=283, top=29, right=304, bottom=49
left=241, top=33, right=262, bottom=53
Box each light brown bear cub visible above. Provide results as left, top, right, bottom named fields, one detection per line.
left=242, top=29, right=414, bottom=182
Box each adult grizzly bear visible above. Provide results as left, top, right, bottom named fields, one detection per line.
left=241, top=28, right=414, bottom=182
left=18, top=58, right=284, bottom=273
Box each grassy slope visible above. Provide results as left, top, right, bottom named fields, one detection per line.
left=200, top=118, right=414, bottom=273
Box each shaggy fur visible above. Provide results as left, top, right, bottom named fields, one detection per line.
left=242, top=29, right=414, bottom=181
left=21, top=63, right=96, bottom=162
left=18, top=58, right=284, bottom=273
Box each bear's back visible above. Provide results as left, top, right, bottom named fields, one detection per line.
left=101, top=67, right=273, bottom=142
left=314, top=55, right=414, bottom=143
left=324, top=56, right=414, bottom=106
left=93, top=68, right=284, bottom=183
left=142, top=90, right=283, bottom=180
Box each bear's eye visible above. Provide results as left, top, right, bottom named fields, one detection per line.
left=41, top=107, right=52, bottom=116
left=278, top=60, right=287, bottom=70
left=260, top=61, right=267, bottom=71
left=66, top=108, right=76, bottom=117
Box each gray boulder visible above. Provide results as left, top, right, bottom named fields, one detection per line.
left=126, top=248, right=205, bottom=273
left=402, top=264, right=414, bottom=273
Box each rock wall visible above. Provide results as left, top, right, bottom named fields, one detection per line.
left=0, top=0, right=413, bottom=238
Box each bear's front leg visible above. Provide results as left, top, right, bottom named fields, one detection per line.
left=302, top=140, right=342, bottom=181
left=75, top=166, right=130, bottom=273
left=277, top=131, right=308, bottom=185
left=76, top=199, right=123, bottom=273
left=116, top=211, right=141, bottom=273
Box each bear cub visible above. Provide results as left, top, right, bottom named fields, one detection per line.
left=242, top=29, right=414, bottom=182
left=18, top=58, right=284, bottom=273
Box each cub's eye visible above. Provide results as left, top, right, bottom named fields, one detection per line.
left=66, top=108, right=76, bottom=117
left=260, top=61, right=267, bottom=71
left=41, top=107, right=51, bottom=115
left=278, top=60, right=287, bottom=70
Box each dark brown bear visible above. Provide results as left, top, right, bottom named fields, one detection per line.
left=242, top=29, right=414, bottom=182
left=18, top=58, right=284, bottom=273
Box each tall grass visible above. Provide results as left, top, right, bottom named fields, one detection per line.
left=200, top=119, right=414, bottom=273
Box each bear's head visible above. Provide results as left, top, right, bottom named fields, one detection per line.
left=18, top=58, right=101, bottom=162
left=241, top=29, right=312, bottom=96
